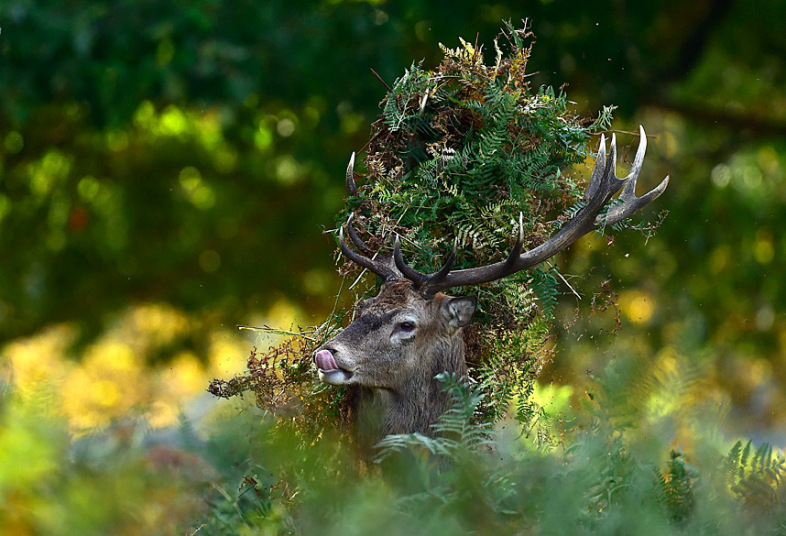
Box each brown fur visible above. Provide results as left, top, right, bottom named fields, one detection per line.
left=315, top=282, right=473, bottom=451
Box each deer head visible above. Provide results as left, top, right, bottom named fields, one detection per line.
left=314, top=127, right=669, bottom=443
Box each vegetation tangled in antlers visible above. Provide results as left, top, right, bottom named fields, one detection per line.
left=210, top=21, right=653, bottom=435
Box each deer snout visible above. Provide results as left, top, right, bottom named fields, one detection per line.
left=313, top=348, right=355, bottom=386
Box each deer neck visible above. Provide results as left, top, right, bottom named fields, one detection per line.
left=355, top=333, right=467, bottom=446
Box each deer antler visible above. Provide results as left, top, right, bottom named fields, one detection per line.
left=339, top=126, right=669, bottom=296
left=338, top=214, right=401, bottom=281
left=346, top=152, right=358, bottom=195
left=338, top=215, right=459, bottom=287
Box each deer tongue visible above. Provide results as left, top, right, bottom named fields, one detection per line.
left=315, top=349, right=339, bottom=371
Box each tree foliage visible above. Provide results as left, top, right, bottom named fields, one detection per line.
left=2, top=0, right=786, bottom=533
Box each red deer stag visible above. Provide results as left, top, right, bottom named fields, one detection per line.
left=314, top=127, right=668, bottom=446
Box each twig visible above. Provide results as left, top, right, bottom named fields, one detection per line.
left=593, top=129, right=656, bottom=139
left=370, top=68, right=392, bottom=91
left=348, top=258, right=375, bottom=290
left=211, top=482, right=243, bottom=518
left=237, top=325, right=315, bottom=341
left=329, top=275, right=346, bottom=324
left=547, top=261, right=582, bottom=301
left=356, top=130, right=381, bottom=156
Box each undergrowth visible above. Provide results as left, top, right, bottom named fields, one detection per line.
left=196, top=359, right=786, bottom=535
left=4, top=353, right=785, bottom=534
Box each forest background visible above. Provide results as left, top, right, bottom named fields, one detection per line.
left=1, top=0, right=785, bottom=533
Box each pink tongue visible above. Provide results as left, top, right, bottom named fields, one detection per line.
left=315, top=350, right=339, bottom=371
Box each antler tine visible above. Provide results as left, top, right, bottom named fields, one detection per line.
left=585, top=133, right=607, bottom=201
left=339, top=225, right=374, bottom=273
left=393, top=235, right=459, bottom=292
left=428, top=238, right=458, bottom=283
left=339, top=215, right=398, bottom=280
left=624, top=125, right=648, bottom=192
left=393, top=235, right=428, bottom=286
left=597, top=126, right=669, bottom=227
left=346, top=152, right=358, bottom=195
left=346, top=213, right=374, bottom=254
left=600, top=133, right=621, bottom=198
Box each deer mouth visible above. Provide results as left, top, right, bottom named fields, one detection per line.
left=314, top=349, right=354, bottom=385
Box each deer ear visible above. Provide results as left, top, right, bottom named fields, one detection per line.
left=440, top=296, right=477, bottom=330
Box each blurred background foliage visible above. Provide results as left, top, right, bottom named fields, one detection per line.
left=1, top=0, right=786, bottom=533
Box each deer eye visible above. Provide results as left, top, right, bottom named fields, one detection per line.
left=398, top=321, right=416, bottom=332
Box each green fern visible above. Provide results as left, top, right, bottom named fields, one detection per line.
left=657, top=450, right=697, bottom=523
left=374, top=373, right=492, bottom=463
left=727, top=440, right=786, bottom=513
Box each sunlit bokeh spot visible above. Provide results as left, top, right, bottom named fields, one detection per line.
left=133, top=100, right=156, bottom=128
left=159, top=352, right=206, bottom=400
left=274, top=155, right=301, bottom=185
left=208, top=331, right=250, bottom=379
left=303, top=103, right=322, bottom=126
left=711, top=163, right=731, bottom=188
left=62, top=341, right=145, bottom=431
left=255, top=125, right=274, bottom=151
left=3, top=325, right=74, bottom=399
left=196, top=112, right=222, bottom=150
left=619, top=289, right=655, bottom=324
left=146, top=400, right=178, bottom=429
left=3, top=131, right=23, bottom=154
left=242, top=298, right=309, bottom=352
left=414, top=20, right=430, bottom=41
left=744, top=358, right=771, bottom=388
left=757, top=145, right=780, bottom=175
left=93, top=379, right=121, bottom=408
left=743, top=165, right=763, bottom=190
left=47, top=193, right=70, bottom=232
left=531, top=382, right=573, bottom=416
left=276, top=118, right=296, bottom=137
left=128, top=303, right=190, bottom=349
left=266, top=298, right=304, bottom=330
left=179, top=166, right=216, bottom=210
left=28, top=151, right=72, bottom=199
left=77, top=175, right=101, bottom=202
left=160, top=106, right=187, bottom=137
left=756, top=305, right=775, bottom=331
